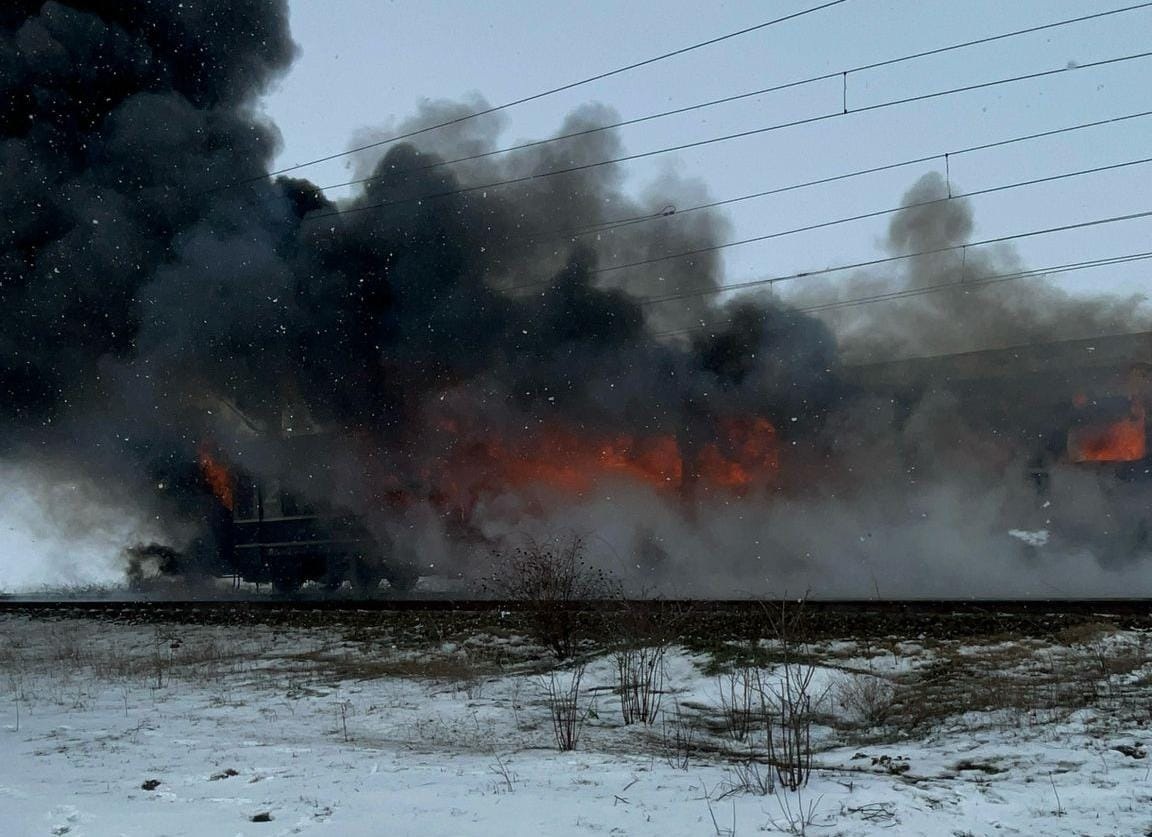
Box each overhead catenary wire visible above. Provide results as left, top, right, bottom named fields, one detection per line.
left=652, top=250, right=1152, bottom=338
left=250, top=7, right=1152, bottom=353
left=801, top=253, right=1152, bottom=314
left=231, top=0, right=851, bottom=187
left=315, top=1, right=1152, bottom=195
left=631, top=207, right=1152, bottom=307
left=657, top=252, right=1152, bottom=338
left=301, top=49, right=1152, bottom=224
left=500, top=155, right=1152, bottom=293
left=536, top=109, right=1152, bottom=244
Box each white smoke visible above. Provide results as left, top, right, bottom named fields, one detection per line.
left=0, top=461, right=166, bottom=592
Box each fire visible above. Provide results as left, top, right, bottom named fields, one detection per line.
left=434, top=429, right=680, bottom=503
left=1067, top=402, right=1147, bottom=463
left=428, top=416, right=778, bottom=512
left=192, top=414, right=779, bottom=525
left=696, top=417, right=780, bottom=489
left=197, top=445, right=234, bottom=510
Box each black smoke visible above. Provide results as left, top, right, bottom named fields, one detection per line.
left=5, top=3, right=1148, bottom=596
left=0, top=1, right=840, bottom=585
left=1, top=1, right=294, bottom=426
left=802, top=172, right=1148, bottom=362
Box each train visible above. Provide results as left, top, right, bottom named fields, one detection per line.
left=846, top=329, right=1152, bottom=560
left=182, top=330, right=1152, bottom=591
left=207, top=467, right=420, bottom=594
left=187, top=417, right=423, bottom=594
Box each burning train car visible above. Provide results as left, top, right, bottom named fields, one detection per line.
left=180, top=330, right=1152, bottom=593
left=188, top=404, right=786, bottom=592
left=846, top=330, right=1152, bottom=559
left=7, top=2, right=1152, bottom=596
left=195, top=445, right=419, bottom=593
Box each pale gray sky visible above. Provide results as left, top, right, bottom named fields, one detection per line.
left=261, top=0, right=1152, bottom=306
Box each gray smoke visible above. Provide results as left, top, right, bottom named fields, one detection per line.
left=797, top=172, right=1149, bottom=361
left=2, top=4, right=1149, bottom=595
left=0, top=1, right=840, bottom=589
left=731, top=172, right=1152, bottom=593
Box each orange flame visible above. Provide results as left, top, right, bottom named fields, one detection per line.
left=427, top=416, right=778, bottom=512
left=197, top=446, right=234, bottom=510
left=195, top=414, right=779, bottom=524
left=1068, top=403, right=1147, bottom=462
left=696, top=416, right=780, bottom=490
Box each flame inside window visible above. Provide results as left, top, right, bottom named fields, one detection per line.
left=425, top=415, right=779, bottom=513
left=1067, top=401, right=1147, bottom=462
left=197, top=446, right=235, bottom=510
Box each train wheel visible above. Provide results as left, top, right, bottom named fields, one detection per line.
left=271, top=574, right=302, bottom=594
left=384, top=562, right=420, bottom=593
left=350, top=557, right=383, bottom=595
left=321, top=561, right=345, bottom=592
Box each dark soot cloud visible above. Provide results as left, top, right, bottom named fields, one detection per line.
left=3, top=3, right=1148, bottom=594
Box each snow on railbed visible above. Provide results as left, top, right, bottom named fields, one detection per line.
left=1, top=615, right=1151, bottom=836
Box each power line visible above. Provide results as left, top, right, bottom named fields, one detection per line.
left=652, top=251, right=1152, bottom=338
left=498, top=156, right=1152, bottom=292
left=803, top=253, right=1152, bottom=314
left=302, top=49, right=1152, bottom=224
left=317, top=2, right=1152, bottom=195
left=537, top=109, right=1152, bottom=243
left=633, top=207, right=1152, bottom=307
left=847, top=324, right=1152, bottom=367
left=658, top=252, right=1152, bottom=337
left=239, top=0, right=850, bottom=186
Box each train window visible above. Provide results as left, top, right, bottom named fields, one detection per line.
left=233, top=473, right=257, bottom=520
left=261, top=480, right=283, bottom=518
left=280, top=490, right=312, bottom=517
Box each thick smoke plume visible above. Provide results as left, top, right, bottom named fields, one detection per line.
left=802, top=172, right=1150, bottom=362
left=2, top=2, right=1149, bottom=595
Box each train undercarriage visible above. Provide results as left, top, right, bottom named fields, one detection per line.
left=198, top=470, right=419, bottom=594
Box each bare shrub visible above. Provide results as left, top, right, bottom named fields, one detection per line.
left=485, top=536, right=617, bottom=659
left=336, top=699, right=353, bottom=742
left=707, top=599, right=827, bottom=798
left=609, top=599, right=690, bottom=725
left=768, top=788, right=827, bottom=835
left=660, top=704, right=697, bottom=770
left=835, top=673, right=896, bottom=728
left=149, top=631, right=173, bottom=689
left=458, top=675, right=486, bottom=701
left=724, top=755, right=774, bottom=796
left=716, top=665, right=759, bottom=742
left=764, top=667, right=819, bottom=792
left=760, top=597, right=827, bottom=792
left=6, top=660, right=25, bottom=732
left=489, top=753, right=517, bottom=793
left=705, top=795, right=737, bottom=837
left=615, top=644, right=666, bottom=725
left=541, top=664, right=587, bottom=751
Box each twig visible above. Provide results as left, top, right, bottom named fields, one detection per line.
left=1049, top=772, right=1064, bottom=817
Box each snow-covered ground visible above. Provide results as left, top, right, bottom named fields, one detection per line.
left=2, top=614, right=1151, bottom=836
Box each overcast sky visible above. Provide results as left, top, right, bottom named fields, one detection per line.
left=260, top=0, right=1151, bottom=312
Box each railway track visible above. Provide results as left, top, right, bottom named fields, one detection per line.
left=1, top=596, right=1150, bottom=612
left=2, top=597, right=1149, bottom=638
